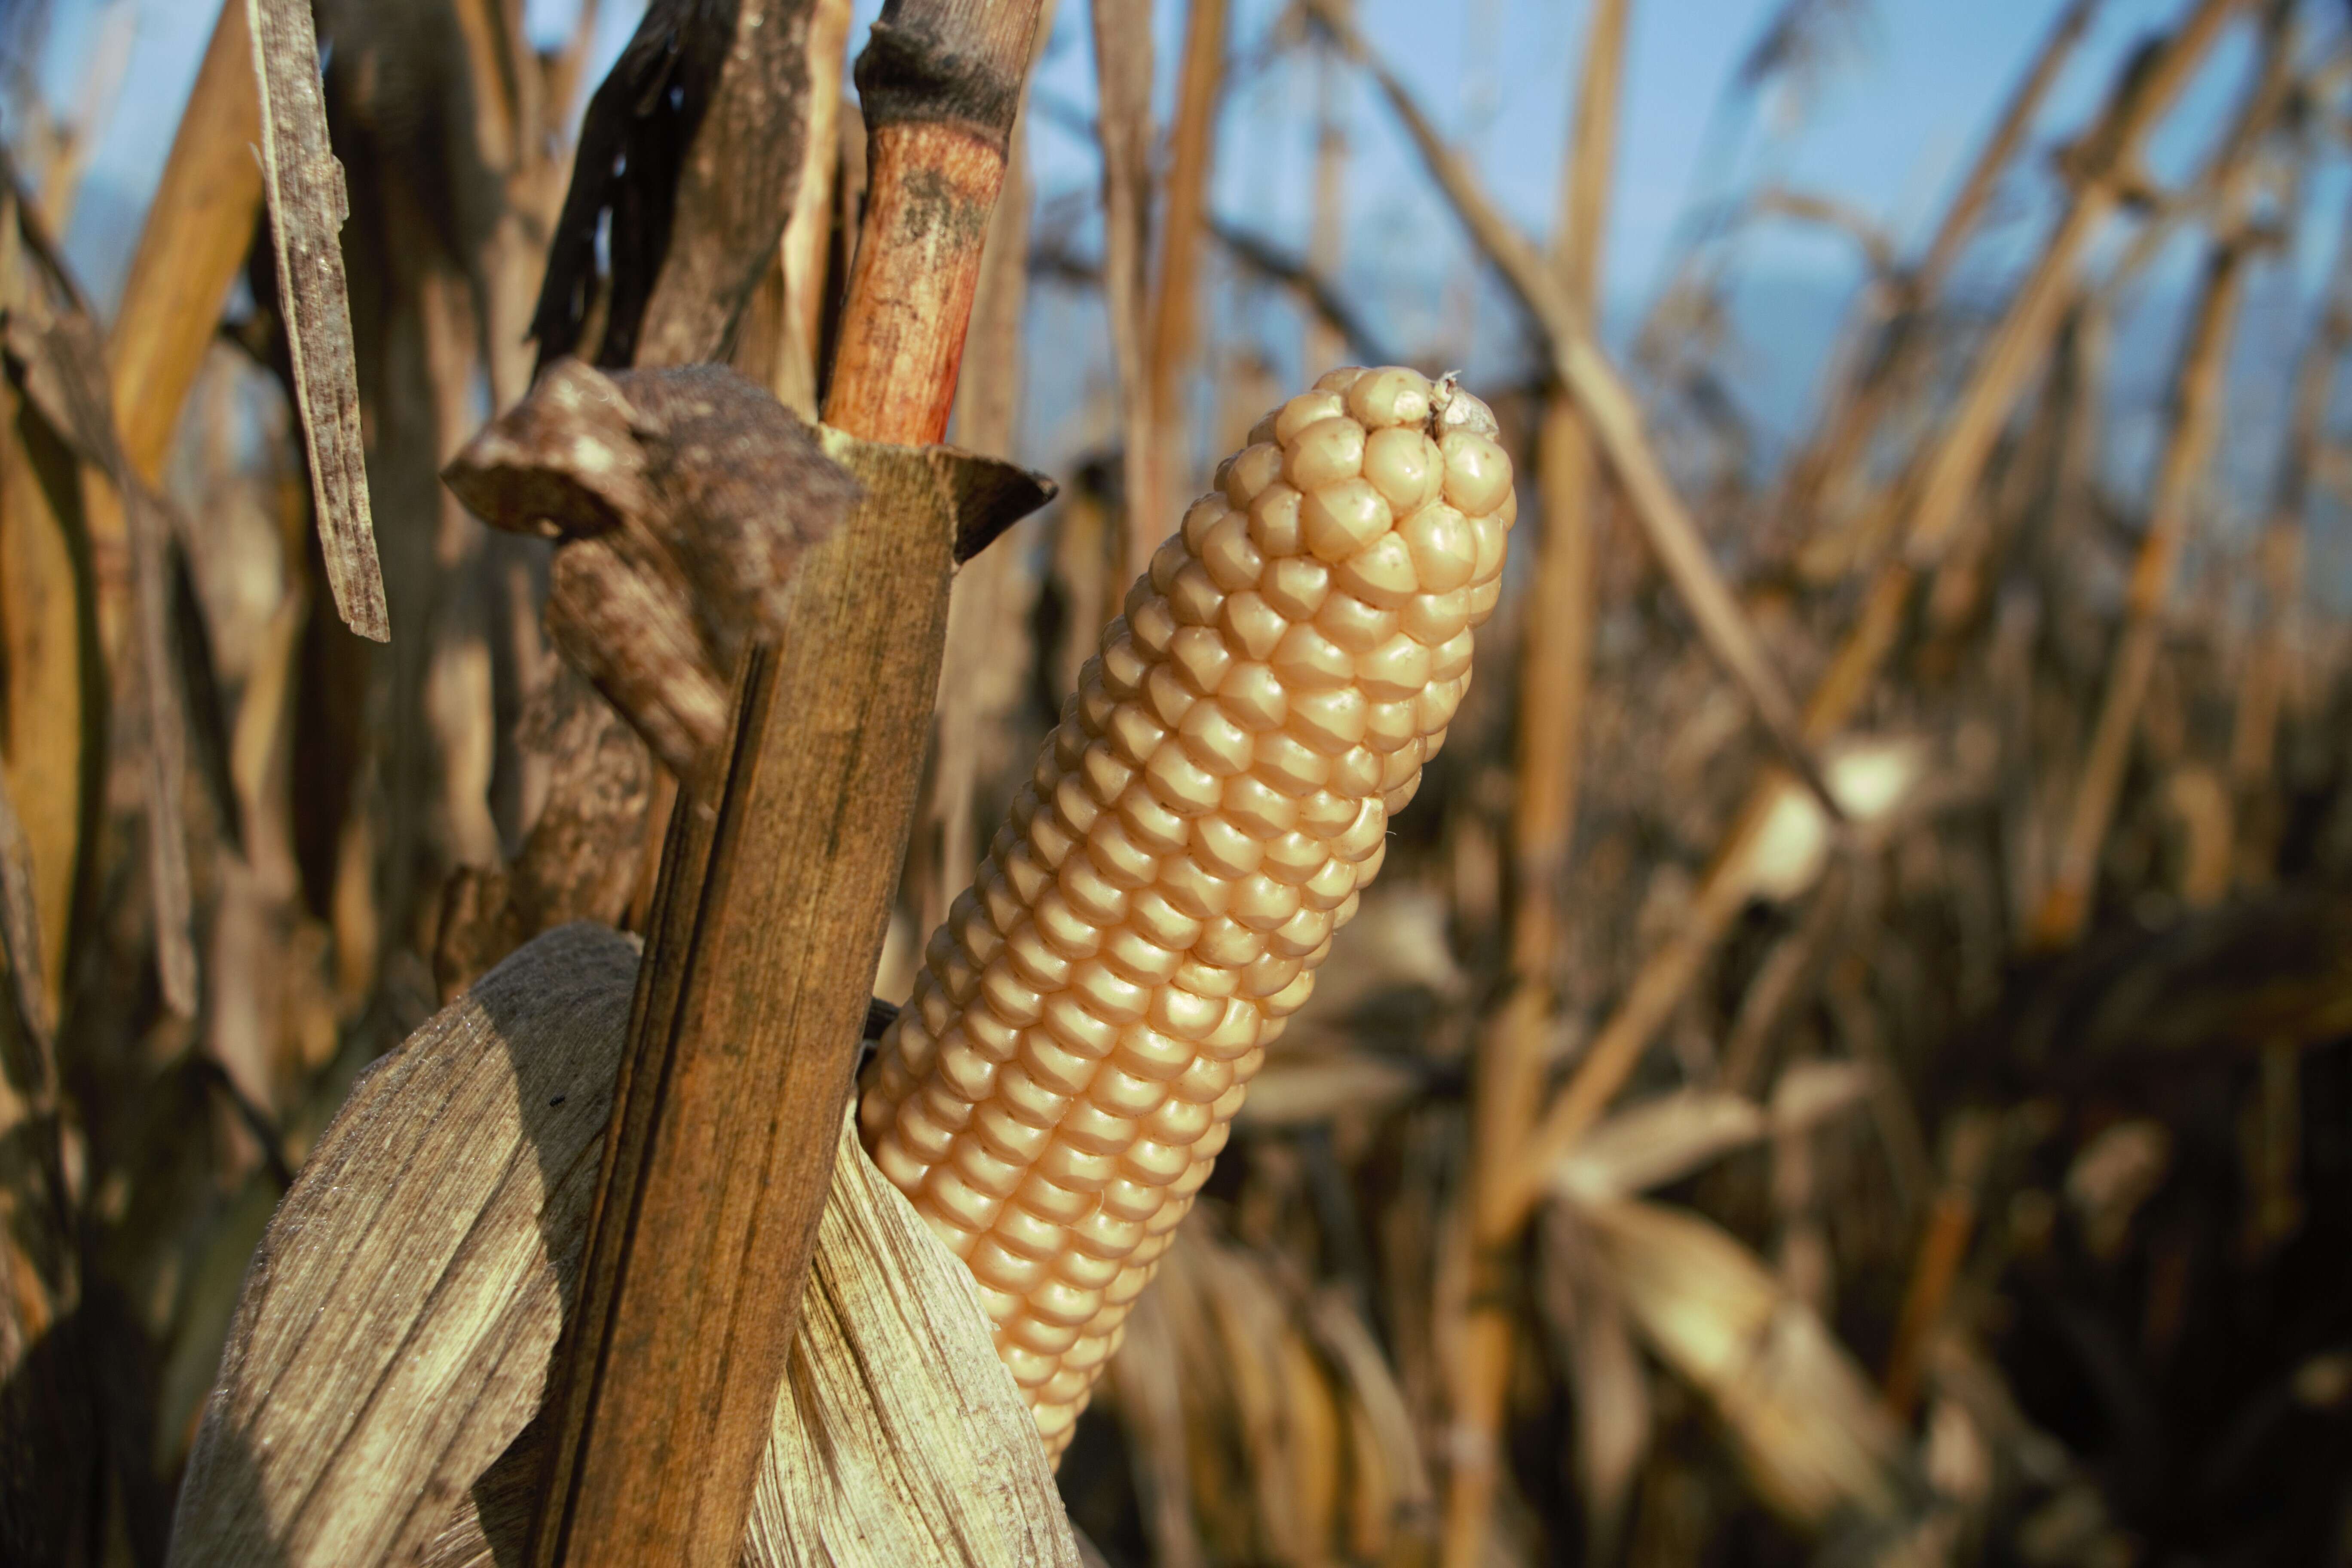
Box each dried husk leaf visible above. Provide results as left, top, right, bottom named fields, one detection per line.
left=1551, top=1090, right=1768, bottom=1204
left=1572, top=1195, right=1917, bottom=1529
left=167, top=924, right=1079, bottom=1568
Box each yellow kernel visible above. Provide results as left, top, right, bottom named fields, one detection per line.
left=1217, top=663, right=1289, bottom=731
left=1178, top=701, right=1254, bottom=777
left=1106, top=702, right=1166, bottom=769
left=1117, top=784, right=1189, bottom=856
left=1315, top=591, right=1399, bottom=653
left=1126, top=887, right=1203, bottom=950
left=1271, top=622, right=1355, bottom=691
left=1222, top=441, right=1283, bottom=505
left=1287, top=686, right=1370, bottom=753
left=1259, top=554, right=1329, bottom=620
left=1247, top=483, right=1305, bottom=555
left=1169, top=625, right=1233, bottom=695
left=1071, top=960, right=1151, bottom=1024
left=1217, top=590, right=1288, bottom=660
left=1127, top=593, right=1177, bottom=657
left=1072, top=1207, right=1148, bottom=1256
left=1269, top=903, right=1335, bottom=959
left=1400, top=503, right=1475, bottom=593
left=1343, top=365, right=1434, bottom=428
left=1169, top=1053, right=1235, bottom=1105
left=926, top=1167, right=1005, bottom=1232
left=1283, top=415, right=1366, bottom=490
left=1364, top=700, right=1417, bottom=754
left=1060, top=1100, right=1140, bottom=1155
left=1039, top=994, right=1118, bottom=1058
left=1467, top=576, right=1502, bottom=626
left=1380, top=740, right=1425, bottom=793
left=1040, top=1140, right=1119, bottom=1189
left=1193, top=914, right=1267, bottom=968
left=978, top=956, right=1046, bottom=1026
left=1221, top=775, right=1298, bottom=836
left=1020, top=1030, right=1098, bottom=1095
left=1001, top=1341, right=1059, bottom=1387
left=1331, top=796, right=1387, bottom=861
left=1145, top=662, right=1195, bottom=730
left=1260, top=831, right=1326, bottom=884
left=1301, top=477, right=1391, bottom=561
left=974, top=1101, right=1051, bottom=1162
left=1273, top=389, right=1346, bottom=444
left=1301, top=855, right=1357, bottom=911
left=1168, top=561, right=1223, bottom=626
left=1180, top=495, right=1228, bottom=551
left=1147, top=533, right=1187, bottom=594
left=1084, top=817, right=1158, bottom=890
left=1229, top=872, right=1303, bottom=932
left=1468, top=511, right=1507, bottom=584
left=1189, top=813, right=1264, bottom=879
left=1121, top=1139, right=1189, bottom=1185
left=1358, top=633, right=1434, bottom=702
left=1020, top=1175, right=1093, bottom=1224
left=1054, top=1249, right=1122, bottom=1291
left=1430, top=628, right=1475, bottom=683
left=1402, top=586, right=1472, bottom=645
left=992, top=1203, right=1068, bottom=1260
left=1056, top=853, right=1127, bottom=925
left=1240, top=952, right=1303, bottom=999
left=1002, top=926, right=1077, bottom=987
left=1148, top=984, right=1223, bottom=1043
left=1099, top=631, right=1148, bottom=696
left=1143, top=1096, right=1214, bottom=1144
left=1144, top=742, right=1223, bottom=816
left=1009, top=1314, right=1081, bottom=1356
left=1439, top=429, right=1513, bottom=515
left=1253, top=732, right=1332, bottom=794
left=1113, top=1025, right=1194, bottom=1081
left=1101, top=926, right=1181, bottom=986
left=1090, top=1065, right=1172, bottom=1117
left=1334, top=532, right=1419, bottom=608
left=1154, top=853, right=1232, bottom=919
left=1313, top=365, right=1367, bottom=394
left=952, top=1137, right=1026, bottom=1197
left=1363, top=426, right=1443, bottom=511
left=1171, top=956, right=1238, bottom=997
left=1099, top=1177, right=1164, bottom=1221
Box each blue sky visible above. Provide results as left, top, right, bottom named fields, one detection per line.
left=39, top=0, right=2269, bottom=320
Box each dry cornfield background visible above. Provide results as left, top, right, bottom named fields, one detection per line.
left=2, top=0, right=2352, bottom=1564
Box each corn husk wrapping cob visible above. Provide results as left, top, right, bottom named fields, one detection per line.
left=858, top=367, right=1515, bottom=1452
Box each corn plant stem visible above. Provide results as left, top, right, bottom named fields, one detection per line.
left=2233, top=198, right=2352, bottom=812
left=2032, top=239, right=2252, bottom=948
left=1446, top=3, right=1626, bottom=1564
left=1781, top=0, right=2104, bottom=538
left=1144, top=0, right=1230, bottom=548
left=1498, top=0, right=2247, bottom=1229
left=527, top=6, right=1042, bottom=1564
left=1090, top=0, right=1156, bottom=590
left=1303, top=0, right=1352, bottom=372
left=1309, top=0, right=1839, bottom=824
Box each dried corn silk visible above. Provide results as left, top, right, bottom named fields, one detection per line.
left=858, top=367, right=1515, bottom=1452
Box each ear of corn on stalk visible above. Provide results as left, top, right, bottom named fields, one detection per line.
left=858, top=367, right=1515, bottom=1452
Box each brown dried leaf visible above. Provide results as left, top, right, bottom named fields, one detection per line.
left=1576, top=1196, right=1917, bottom=1529
left=168, top=924, right=1081, bottom=1568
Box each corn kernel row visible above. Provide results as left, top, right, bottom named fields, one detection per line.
left=857, top=367, right=1515, bottom=1452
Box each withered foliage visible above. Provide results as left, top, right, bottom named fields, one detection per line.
left=7, top=0, right=2352, bottom=1565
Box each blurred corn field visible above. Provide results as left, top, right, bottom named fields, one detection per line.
left=7, top=0, right=2352, bottom=1563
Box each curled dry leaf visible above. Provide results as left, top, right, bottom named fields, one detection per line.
left=1575, top=1196, right=1919, bottom=1530
left=168, top=924, right=1080, bottom=1568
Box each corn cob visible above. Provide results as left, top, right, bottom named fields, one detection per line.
left=858, top=366, right=1515, bottom=1452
